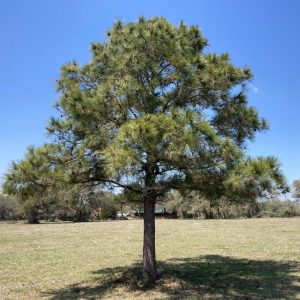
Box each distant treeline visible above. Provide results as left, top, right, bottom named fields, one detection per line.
left=0, top=191, right=119, bottom=223
left=1, top=191, right=300, bottom=223
left=162, top=191, right=300, bottom=219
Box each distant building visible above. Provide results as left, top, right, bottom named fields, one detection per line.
left=131, top=207, right=177, bottom=218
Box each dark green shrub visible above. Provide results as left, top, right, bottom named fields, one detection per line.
left=0, top=194, right=20, bottom=220
left=100, top=202, right=117, bottom=220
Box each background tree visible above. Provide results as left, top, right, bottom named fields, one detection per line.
left=3, top=17, right=287, bottom=282
left=292, top=180, right=300, bottom=202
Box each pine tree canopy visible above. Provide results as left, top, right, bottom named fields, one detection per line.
left=4, top=17, right=286, bottom=202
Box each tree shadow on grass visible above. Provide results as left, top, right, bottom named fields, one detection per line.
left=44, top=255, right=300, bottom=299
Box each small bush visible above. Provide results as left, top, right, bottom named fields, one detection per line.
left=100, top=203, right=117, bottom=220
left=0, top=195, right=20, bottom=221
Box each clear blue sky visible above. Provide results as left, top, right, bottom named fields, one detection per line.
left=0, top=0, right=299, bottom=185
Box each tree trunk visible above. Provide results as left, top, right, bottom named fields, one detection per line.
left=143, top=195, right=157, bottom=283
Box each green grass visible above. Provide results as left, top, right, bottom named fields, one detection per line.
left=0, top=218, right=299, bottom=299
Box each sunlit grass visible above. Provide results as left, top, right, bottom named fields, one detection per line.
left=0, top=218, right=299, bottom=299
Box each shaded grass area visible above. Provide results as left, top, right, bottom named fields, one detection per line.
left=0, top=218, right=299, bottom=299
left=45, top=255, right=300, bottom=299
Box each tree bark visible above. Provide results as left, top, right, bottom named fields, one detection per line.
left=143, top=195, right=157, bottom=283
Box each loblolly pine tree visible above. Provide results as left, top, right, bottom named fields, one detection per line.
left=3, top=17, right=287, bottom=283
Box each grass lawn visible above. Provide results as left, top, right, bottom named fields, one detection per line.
left=0, top=218, right=299, bottom=299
